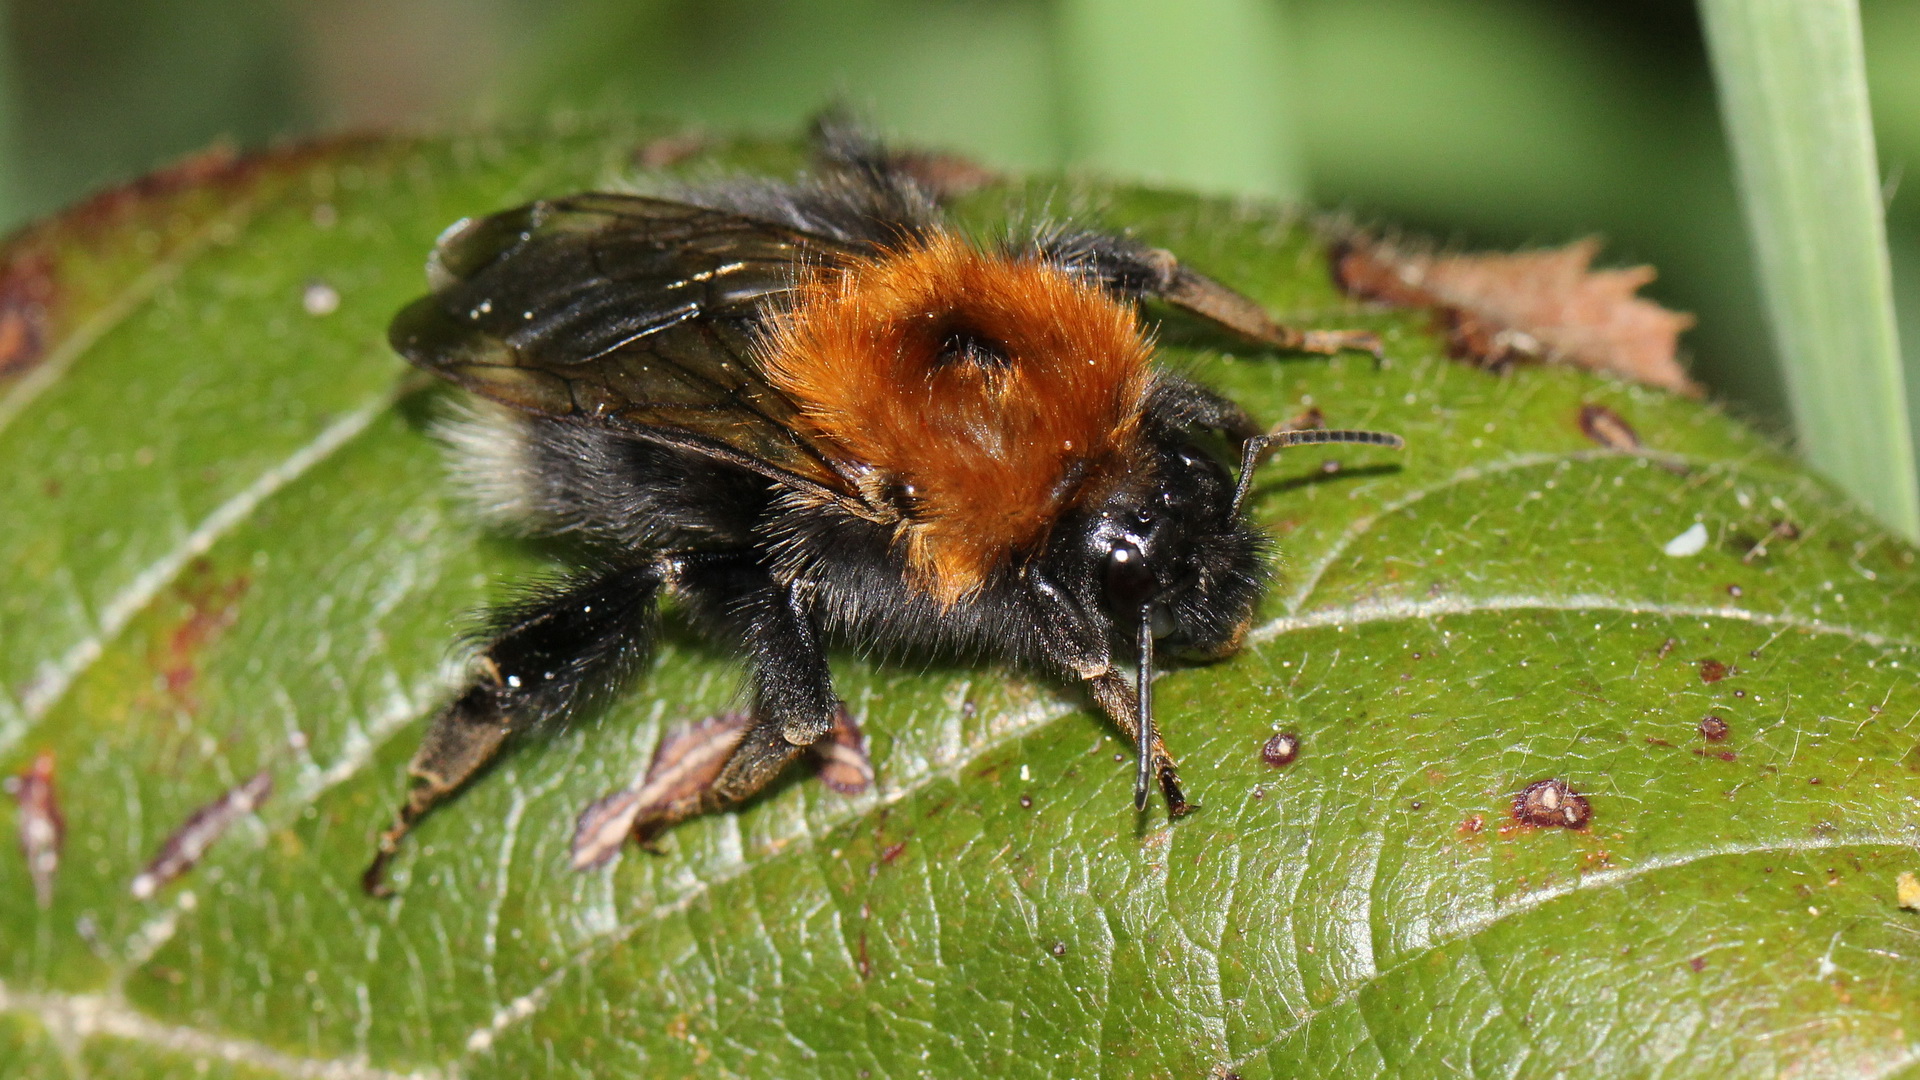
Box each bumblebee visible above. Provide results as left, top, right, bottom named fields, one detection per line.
left=363, top=126, right=1401, bottom=894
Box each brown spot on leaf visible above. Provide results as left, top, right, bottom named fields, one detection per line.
left=1699, top=659, right=1728, bottom=683
left=1334, top=236, right=1697, bottom=393
left=131, top=769, right=272, bottom=899
left=1577, top=403, right=1642, bottom=451
left=572, top=712, right=749, bottom=870
left=0, top=251, right=54, bottom=377
left=1657, top=637, right=1677, bottom=660
left=1050, top=941, right=1068, bottom=958
left=5, top=750, right=62, bottom=909
left=1740, top=519, right=1802, bottom=564
left=1458, top=814, right=1485, bottom=836
left=1283, top=405, right=1326, bottom=432
left=1688, top=956, right=1707, bottom=973
left=154, top=562, right=250, bottom=706
left=1261, top=732, right=1300, bottom=767
left=1700, top=715, right=1730, bottom=742
left=1512, top=779, right=1592, bottom=829
left=880, top=841, right=908, bottom=865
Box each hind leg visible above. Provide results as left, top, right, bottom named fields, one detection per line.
left=363, top=561, right=662, bottom=896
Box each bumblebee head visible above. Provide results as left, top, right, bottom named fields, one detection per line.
left=1070, top=437, right=1267, bottom=661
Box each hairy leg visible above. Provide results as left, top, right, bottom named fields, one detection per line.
left=363, top=561, right=662, bottom=896
left=1030, top=229, right=1381, bottom=357
left=669, top=554, right=841, bottom=821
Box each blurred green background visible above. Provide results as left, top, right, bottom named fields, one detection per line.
left=2, top=0, right=1915, bottom=445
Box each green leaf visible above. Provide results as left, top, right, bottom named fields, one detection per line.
left=2, top=127, right=1919, bottom=1079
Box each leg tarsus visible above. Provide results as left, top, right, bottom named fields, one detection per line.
left=1088, top=672, right=1189, bottom=818
left=362, top=561, right=662, bottom=897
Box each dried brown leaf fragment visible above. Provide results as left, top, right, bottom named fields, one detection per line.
left=131, top=769, right=272, bottom=900
left=571, top=712, right=751, bottom=871
left=1334, top=236, right=1698, bottom=395
left=6, top=750, right=62, bottom=908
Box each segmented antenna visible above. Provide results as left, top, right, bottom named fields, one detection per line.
left=1232, top=428, right=1406, bottom=515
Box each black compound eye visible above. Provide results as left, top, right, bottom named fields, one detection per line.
left=1104, top=540, right=1156, bottom=611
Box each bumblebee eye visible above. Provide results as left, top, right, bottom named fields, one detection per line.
left=1104, top=540, right=1156, bottom=611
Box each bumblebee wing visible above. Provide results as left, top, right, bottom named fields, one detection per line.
left=388, top=193, right=865, bottom=501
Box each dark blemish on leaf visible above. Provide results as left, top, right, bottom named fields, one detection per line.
left=572, top=712, right=748, bottom=870
left=1285, top=405, right=1326, bottom=432
left=1740, top=520, right=1802, bottom=564
left=1019, top=794, right=1033, bottom=809
left=880, top=841, right=907, bottom=865
left=0, top=250, right=54, bottom=377
left=1512, top=779, right=1592, bottom=829
left=131, top=769, right=271, bottom=899
left=1113, top=752, right=1125, bottom=763
left=1725, top=584, right=1743, bottom=598
left=856, top=931, right=873, bottom=980
left=1734, top=689, right=1746, bottom=698
left=156, top=562, right=251, bottom=707
left=1577, top=403, right=1641, bottom=450
left=1645, top=736, right=1673, bottom=747
left=813, top=705, right=872, bottom=796
left=634, top=131, right=709, bottom=170
left=1699, top=659, right=1728, bottom=683
left=5, top=750, right=62, bottom=909
left=1700, top=715, right=1730, bottom=741
left=1050, top=942, right=1068, bottom=958
left=1410, top=800, right=1423, bottom=810
left=1261, top=732, right=1300, bottom=768
left=1688, top=957, right=1707, bottom=973
left=1810, top=777, right=1822, bottom=785
left=1459, top=814, right=1485, bottom=836
left=1318, top=459, right=1342, bottom=475
left=1657, top=637, right=1677, bottom=660
left=1692, top=748, right=1737, bottom=762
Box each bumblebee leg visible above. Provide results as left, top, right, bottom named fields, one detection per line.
left=673, top=556, right=840, bottom=818
left=1147, top=374, right=1264, bottom=442
left=362, top=562, right=662, bottom=897
left=1030, top=230, right=1381, bottom=358
left=1087, top=671, right=1190, bottom=817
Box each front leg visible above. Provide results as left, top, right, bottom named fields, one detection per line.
left=1030, top=229, right=1381, bottom=357
left=1088, top=672, right=1189, bottom=817
left=1031, top=567, right=1189, bottom=816
left=670, top=554, right=840, bottom=820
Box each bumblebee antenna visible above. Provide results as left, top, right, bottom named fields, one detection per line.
left=1232, top=428, right=1405, bottom=516
left=1135, top=603, right=1156, bottom=811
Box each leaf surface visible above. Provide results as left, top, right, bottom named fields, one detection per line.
left=1, top=128, right=1918, bottom=1079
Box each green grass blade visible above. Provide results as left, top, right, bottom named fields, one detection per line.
left=1699, top=0, right=1919, bottom=540
left=1054, top=0, right=1302, bottom=199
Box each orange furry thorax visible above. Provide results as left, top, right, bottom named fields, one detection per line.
left=760, top=232, right=1153, bottom=605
